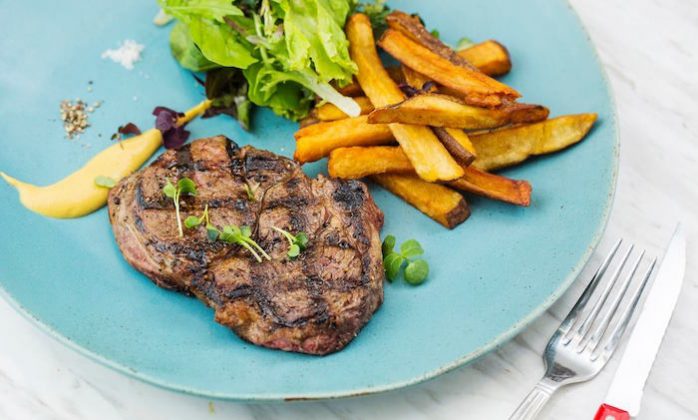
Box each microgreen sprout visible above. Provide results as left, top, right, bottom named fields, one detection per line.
left=381, top=235, right=429, bottom=285
left=244, top=181, right=257, bottom=202
left=163, top=177, right=197, bottom=238
left=271, top=226, right=309, bottom=259
left=184, top=204, right=210, bottom=229
left=208, top=224, right=270, bottom=263
left=455, top=36, right=475, bottom=51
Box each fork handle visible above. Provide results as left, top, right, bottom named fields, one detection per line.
left=509, top=378, right=560, bottom=420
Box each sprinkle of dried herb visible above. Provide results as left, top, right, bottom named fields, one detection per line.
left=60, top=100, right=90, bottom=139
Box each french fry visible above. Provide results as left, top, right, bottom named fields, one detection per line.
left=371, top=174, right=470, bottom=229
left=432, top=127, right=475, bottom=166
left=400, top=65, right=438, bottom=93
left=368, top=93, right=549, bottom=130
left=457, top=40, right=511, bottom=77
left=328, top=146, right=412, bottom=178
left=448, top=167, right=531, bottom=206
left=328, top=146, right=531, bottom=206
left=335, top=78, right=364, bottom=97
left=386, top=11, right=481, bottom=72
left=337, top=39, right=514, bottom=98
left=313, top=96, right=375, bottom=121
left=379, top=30, right=516, bottom=108
left=347, top=13, right=464, bottom=182
left=471, top=113, right=598, bottom=171
left=381, top=12, right=519, bottom=107
left=294, top=116, right=394, bottom=163
left=401, top=66, right=477, bottom=163
left=328, top=146, right=413, bottom=179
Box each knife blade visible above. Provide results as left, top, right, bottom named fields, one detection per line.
left=595, top=225, right=686, bottom=419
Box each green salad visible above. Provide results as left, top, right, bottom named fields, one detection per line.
left=157, top=0, right=388, bottom=128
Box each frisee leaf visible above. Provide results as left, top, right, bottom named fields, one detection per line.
left=94, top=175, right=116, bottom=188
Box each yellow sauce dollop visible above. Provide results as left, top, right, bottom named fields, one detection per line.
left=1, top=100, right=210, bottom=219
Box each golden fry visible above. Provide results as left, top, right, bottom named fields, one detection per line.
left=381, top=12, right=519, bottom=107
left=328, top=146, right=531, bottom=206
left=335, top=79, right=364, bottom=97
left=386, top=11, right=481, bottom=72
left=328, top=146, right=413, bottom=179
left=401, top=66, right=477, bottom=162
left=347, top=13, right=463, bottom=182
left=448, top=167, right=531, bottom=206
left=368, top=93, right=549, bottom=130
left=471, top=113, right=598, bottom=171
left=432, top=127, right=475, bottom=166
left=336, top=40, right=515, bottom=98
left=328, top=146, right=411, bottom=178
left=294, top=116, right=393, bottom=163
left=457, top=40, right=511, bottom=77
left=372, top=174, right=470, bottom=229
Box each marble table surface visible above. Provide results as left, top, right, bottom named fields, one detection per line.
left=1, top=0, right=696, bottom=418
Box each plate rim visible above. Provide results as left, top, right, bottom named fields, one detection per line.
left=0, top=0, right=619, bottom=402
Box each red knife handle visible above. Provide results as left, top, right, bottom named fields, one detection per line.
left=594, top=403, right=630, bottom=420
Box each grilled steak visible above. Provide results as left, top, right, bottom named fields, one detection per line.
left=108, top=136, right=384, bottom=355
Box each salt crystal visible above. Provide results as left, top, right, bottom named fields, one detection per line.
left=101, top=40, right=144, bottom=70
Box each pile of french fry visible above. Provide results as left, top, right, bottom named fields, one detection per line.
left=294, top=11, right=597, bottom=229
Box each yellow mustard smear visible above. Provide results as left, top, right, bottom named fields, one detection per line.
left=1, top=100, right=211, bottom=219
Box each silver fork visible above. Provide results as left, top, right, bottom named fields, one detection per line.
left=509, top=240, right=656, bottom=420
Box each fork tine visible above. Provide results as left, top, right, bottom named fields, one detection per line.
left=561, top=239, right=622, bottom=340
left=574, top=244, right=634, bottom=344
left=599, top=258, right=657, bottom=357
left=583, top=250, right=645, bottom=353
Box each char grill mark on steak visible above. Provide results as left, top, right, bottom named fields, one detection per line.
left=108, top=136, right=385, bottom=355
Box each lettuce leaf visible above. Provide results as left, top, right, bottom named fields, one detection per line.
left=159, top=0, right=360, bottom=121
left=278, top=0, right=356, bottom=85
left=169, top=22, right=220, bottom=72
left=159, top=0, right=257, bottom=68
left=159, top=0, right=244, bottom=23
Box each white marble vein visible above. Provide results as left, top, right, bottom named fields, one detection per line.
left=1, top=0, right=697, bottom=418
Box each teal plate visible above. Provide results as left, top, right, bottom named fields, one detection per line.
left=0, top=0, right=617, bottom=401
